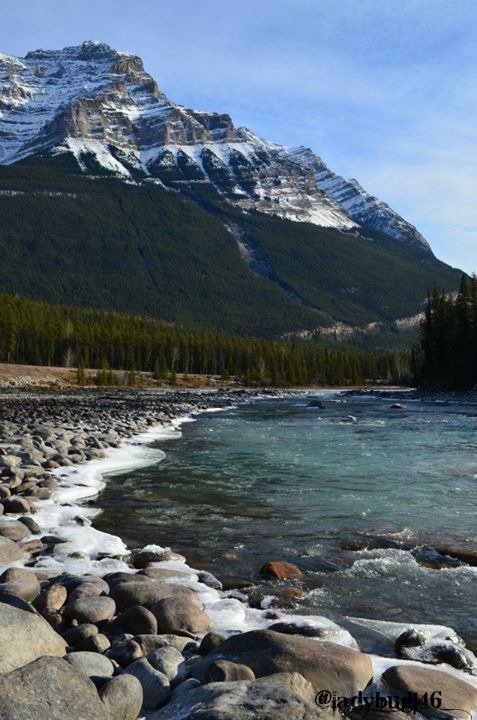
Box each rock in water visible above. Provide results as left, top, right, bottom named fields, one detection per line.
left=191, top=629, right=373, bottom=695
left=260, top=561, right=304, bottom=580
left=0, top=601, right=67, bottom=673
left=155, top=671, right=328, bottom=720
left=0, top=656, right=109, bottom=720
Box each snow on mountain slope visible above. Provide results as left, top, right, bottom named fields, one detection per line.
left=0, top=41, right=431, bottom=250
left=287, top=147, right=431, bottom=252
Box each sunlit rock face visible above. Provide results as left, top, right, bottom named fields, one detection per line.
left=0, top=41, right=431, bottom=252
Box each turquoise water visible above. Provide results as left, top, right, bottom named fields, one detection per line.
left=96, top=391, right=477, bottom=636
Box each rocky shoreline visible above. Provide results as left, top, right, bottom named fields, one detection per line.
left=0, top=387, right=476, bottom=720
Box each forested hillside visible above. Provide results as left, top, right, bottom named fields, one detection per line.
left=0, top=159, right=462, bottom=337
left=0, top=293, right=412, bottom=386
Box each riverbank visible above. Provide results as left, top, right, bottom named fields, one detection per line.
left=0, top=388, right=476, bottom=719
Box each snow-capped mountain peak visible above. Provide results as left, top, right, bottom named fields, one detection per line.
left=0, top=42, right=431, bottom=251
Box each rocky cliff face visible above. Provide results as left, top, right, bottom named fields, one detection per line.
left=0, top=41, right=431, bottom=252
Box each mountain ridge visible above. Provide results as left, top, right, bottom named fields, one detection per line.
left=0, top=41, right=463, bottom=338
left=0, top=41, right=430, bottom=253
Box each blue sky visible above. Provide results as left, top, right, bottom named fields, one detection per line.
left=2, top=0, right=476, bottom=272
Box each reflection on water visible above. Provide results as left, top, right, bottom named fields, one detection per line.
left=95, top=392, right=477, bottom=636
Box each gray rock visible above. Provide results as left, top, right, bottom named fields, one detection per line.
left=382, top=664, right=477, bottom=720
left=154, top=671, right=326, bottom=720
left=147, top=645, right=184, bottom=682
left=109, top=579, right=194, bottom=611
left=151, top=594, right=212, bottom=634
left=0, top=568, right=40, bottom=602
left=0, top=601, right=67, bottom=673
left=0, top=454, right=21, bottom=469
left=65, top=595, right=116, bottom=623
left=78, top=632, right=111, bottom=653
left=106, top=638, right=144, bottom=667
left=68, top=580, right=108, bottom=602
left=0, top=656, right=109, bottom=720
left=190, top=629, right=373, bottom=695
left=0, top=518, right=30, bottom=541
left=135, top=633, right=197, bottom=655
left=65, top=650, right=114, bottom=679
left=99, top=674, right=143, bottom=720
left=124, top=656, right=171, bottom=710
left=18, top=515, right=41, bottom=534
left=0, top=535, right=25, bottom=563
left=199, top=632, right=226, bottom=655
left=205, top=659, right=256, bottom=683
left=63, top=622, right=99, bottom=645
left=38, top=583, right=68, bottom=611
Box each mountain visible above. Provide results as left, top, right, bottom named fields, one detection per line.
left=0, top=41, right=462, bottom=336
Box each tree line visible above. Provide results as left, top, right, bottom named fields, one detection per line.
left=0, top=293, right=412, bottom=386
left=419, top=275, right=477, bottom=389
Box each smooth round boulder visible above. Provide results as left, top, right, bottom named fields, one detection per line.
left=68, top=579, right=109, bottom=602
left=0, top=535, right=25, bottom=563
left=0, top=601, right=67, bottom=673
left=39, top=583, right=68, bottom=611
left=115, top=604, right=158, bottom=635
left=0, top=519, right=30, bottom=541
left=78, top=632, right=111, bottom=653
left=65, top=651, right=114, bottom=680
left=123, top=657, right=171, bottom=710
left=190, top=629, right=373, bottom=696
left=206, top=659, right=256, bottom=683
left=151, top=594, right=212, bottom=634
left=382, top=664, right=477, bottom=720
left=0, top=656, right=109, bottom=720
left=0, top=569, right=40, bottom=603
left=147, top=646, right=184, bottom=682
left=199, top=631, right=226, bottom=655
left=65, top=595, right=116, bottom=624
left=63, top=623, right=98, bottom=646
left=99, top=674, right=144, bottom=720
left=109, top=580, right=193, bottom=612
left=18, top=516, right=41, bottom=534
left=106, top=639, right=144, bottom=667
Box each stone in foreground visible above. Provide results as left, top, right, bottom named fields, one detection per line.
left=152, top=671, right=329, bottom=720
left=191, top=629, right=373, bottom=695
left=0, top=601, right=67, bottom=673
left=100, top=674, right=143, bottom=720
left=382, top=664, right=477, bottom=720
left=0, top=656, right=109, bottom=720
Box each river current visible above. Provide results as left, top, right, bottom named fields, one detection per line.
left=95, top=391, right=477, bottom=639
